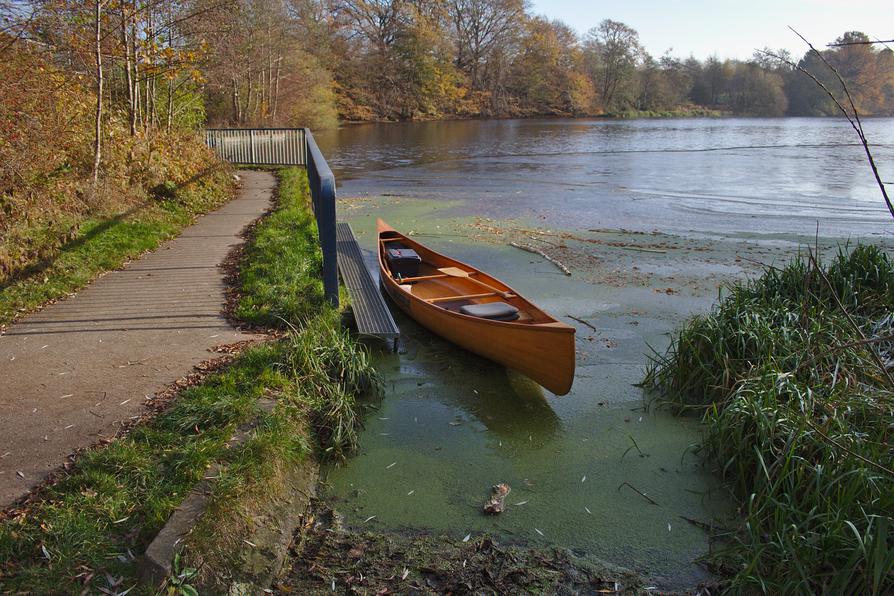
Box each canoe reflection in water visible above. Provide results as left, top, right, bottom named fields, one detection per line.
left=381, top=312, right=561, bottom=446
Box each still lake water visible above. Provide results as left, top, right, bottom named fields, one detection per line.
left=314, top=118, right=894, bottom=589
left=319, top=117, right=894, bottom=237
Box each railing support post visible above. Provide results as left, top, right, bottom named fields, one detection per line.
left=304, top=129, right=339, bottom=307
left=249, top=129, right=256, bottom=163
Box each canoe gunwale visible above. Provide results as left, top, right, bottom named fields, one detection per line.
left=376, top=229, right=573, bottom=333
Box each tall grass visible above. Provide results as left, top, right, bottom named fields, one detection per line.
left=281, top=310, right=382, bottom=460
left=644, top=245, right=894, bottom=593
left=234, top=167, right=381, bottom=458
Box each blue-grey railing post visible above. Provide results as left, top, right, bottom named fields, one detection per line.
left=304, top=129, right=339, bottom=307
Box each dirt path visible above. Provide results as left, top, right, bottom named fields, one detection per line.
left=0, top=170, right=274, bottom=508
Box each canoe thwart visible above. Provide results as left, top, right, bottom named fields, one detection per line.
left=438, top=267, right=512, bottom=299
left=426, top=292, right=516, bottom=304
left=397, top=273, right=449, bottom=282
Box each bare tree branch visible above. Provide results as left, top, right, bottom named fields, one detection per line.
left=827, top=39, right=893, bottom=47
left=761, top=27, right=892, bottom=221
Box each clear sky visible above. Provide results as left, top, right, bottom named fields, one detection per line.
left=531, top=0, right=893, bottom=61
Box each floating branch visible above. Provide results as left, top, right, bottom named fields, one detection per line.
left=567, top=315, right=598, bottom=332
left=509, top=242, right=572, bottom=276
left=617, top=481, right=659, bottom=506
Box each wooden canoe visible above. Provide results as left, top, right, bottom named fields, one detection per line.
left=377, top=219, right=576, bottom=395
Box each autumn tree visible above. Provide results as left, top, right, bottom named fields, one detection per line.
left=583, top=19, right=641, bottom=113
left=508, top=16, right=588, bottom=114
left=448, top=0, right=524, bottom=111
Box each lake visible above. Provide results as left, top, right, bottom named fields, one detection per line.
left=320, top=117, right=894, bottom=237
left=314, top=118, right=894, bottom=589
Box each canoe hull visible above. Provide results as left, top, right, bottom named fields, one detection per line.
left=377, top=220, right=575, bottom=395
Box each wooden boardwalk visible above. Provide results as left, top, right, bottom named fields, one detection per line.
left=335, top=222, right=399, bottom=348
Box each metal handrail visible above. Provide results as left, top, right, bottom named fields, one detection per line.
left=203, top=127, right=338, bottom=307
left=304, top=129, right=339, bottom=306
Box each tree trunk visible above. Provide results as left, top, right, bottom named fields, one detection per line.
left=232, top=77, right=241, bottom=123
left=92, top=0, right=103, bottom=185
left=120, top=6, right=135, bottom=137
left=166, top=77, right=174, bottom=133
left=272, top=57, right=282, bottom=118
left=131, top=1, right=141, bottom=132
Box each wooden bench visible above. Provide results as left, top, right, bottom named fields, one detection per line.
left=335, top=222, right=400, bottom=350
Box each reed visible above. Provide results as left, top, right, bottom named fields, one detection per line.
left=281, top=310, right=382, bottom=460
left=644, top=245, right=894, bottom=593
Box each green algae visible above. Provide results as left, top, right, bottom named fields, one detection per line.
left=323, top=196, right=749, bottom=590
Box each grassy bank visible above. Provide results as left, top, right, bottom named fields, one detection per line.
left=0, top=168, right=379, bottom=592
left=0, top=168, right=234, bottom=327
left=644, top=245, right=894, bottom=593
left=233, top=167, right=324, bottom=327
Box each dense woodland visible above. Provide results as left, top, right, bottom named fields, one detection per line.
left=3, top=0, right=893, bottom=131
left=1, top=0, right=893, bottom=277
left=203, top=4, right=894, bottom=124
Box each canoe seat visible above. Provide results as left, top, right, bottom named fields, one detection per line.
left=459, top=301, right=519, bottom=322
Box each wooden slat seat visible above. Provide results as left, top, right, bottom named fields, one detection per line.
left=336, top=222, right=399, bottom=349
left=426, top=292, right=516, bottom=304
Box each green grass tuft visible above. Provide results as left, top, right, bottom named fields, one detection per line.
left=644, top=244, right=894, bottom=593
left=233, top=168, right=325, bottom=327
left=281, top=309, right=382, bottom=460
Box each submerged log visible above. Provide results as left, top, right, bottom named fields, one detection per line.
left=483, top=483, right=511, bottom=515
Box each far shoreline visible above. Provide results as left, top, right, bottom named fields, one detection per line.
left=327, top=111, right=894, bottom=128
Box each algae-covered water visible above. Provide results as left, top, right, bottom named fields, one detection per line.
left=318, top=118, right=894, bottom=589
left=324, top=206, right=748, bottom=589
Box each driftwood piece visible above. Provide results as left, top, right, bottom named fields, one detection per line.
left=509, top=242, right=572, bottom=276
left=483, top=483, right=511, bottom=515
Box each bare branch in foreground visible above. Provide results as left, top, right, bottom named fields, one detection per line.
left=760, top=28, right=893, bottom=220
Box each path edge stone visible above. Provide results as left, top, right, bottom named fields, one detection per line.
left=140, top=397, right=319, bottom=591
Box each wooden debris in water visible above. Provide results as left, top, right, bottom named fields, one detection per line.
left=509, top=242, right=571, bottom=276
left=483, top=483, right=511, bottom=515
left=618, top=482, right=659, bottom=506
left=619, top=246, right=666, bottom=254
left=568, top=315, right=597, bottom=332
